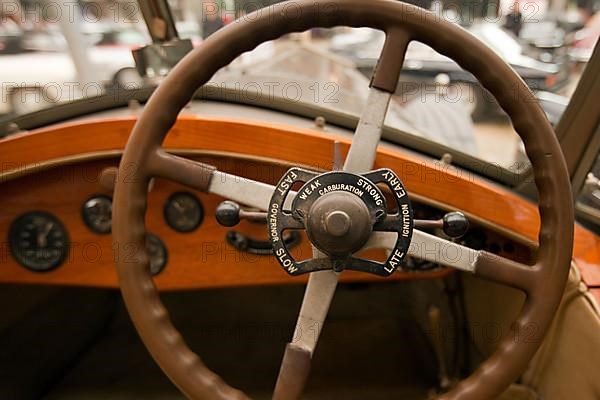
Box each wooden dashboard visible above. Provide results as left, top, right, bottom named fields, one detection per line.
left=0, top=115, right=599, bottom=292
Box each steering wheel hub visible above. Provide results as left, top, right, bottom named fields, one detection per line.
left=268, top=167, right=414, bottom=276
left=306, top=191, right=373, bottom=256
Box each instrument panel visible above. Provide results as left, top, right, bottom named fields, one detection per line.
left=0, top=116, right=597, bottom=292
left=0, top=153, right=535, bottom=290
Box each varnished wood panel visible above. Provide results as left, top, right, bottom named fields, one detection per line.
left=0, top=115, right=598, bottom=289
left=0, top=157, right=451, bottom=290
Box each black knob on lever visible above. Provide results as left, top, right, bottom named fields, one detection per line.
left=215, top=201, right=267, bottom=227
left=442, top=211, right=469, bottom=238
left=414, top=211, right=469, bottom=239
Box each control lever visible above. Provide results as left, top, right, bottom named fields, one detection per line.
left=217, top=201, right=469, bottom=239
left=216, top=201, right=301, bottom=255
left=226, top=230, right=301, bottom=255
left=215, top=201, right=269, bottom=227
left=414, top=211, right=469, bottom=239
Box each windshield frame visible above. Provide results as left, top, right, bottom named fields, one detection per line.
left=0, top=82, right=522, bottom=187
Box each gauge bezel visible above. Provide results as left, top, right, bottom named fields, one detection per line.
left=8, top=211, right=70, bottom=272
left=163, top=191, right=204, bottom=233
left=146, top=233, right=168, bottom=276
left=81, top=194, right=113, bottom=234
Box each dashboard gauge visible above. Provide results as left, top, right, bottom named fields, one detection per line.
left=146, top=234, right=168, bottom=276
left=81, top=195, right=113, bottom=234
left=163, top=192, right=204, bottom=233
left=9, top=211, right=69, bottom=272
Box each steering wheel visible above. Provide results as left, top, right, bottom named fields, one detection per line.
left=112, top=1, right=574, bottom=399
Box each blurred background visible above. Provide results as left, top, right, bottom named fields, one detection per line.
left=0, top=0, right=598, bottom=167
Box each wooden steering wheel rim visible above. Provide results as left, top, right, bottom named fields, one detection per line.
left=112, top=1, right=574, bottom=399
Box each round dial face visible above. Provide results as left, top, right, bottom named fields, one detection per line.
left=82, top=195, right=113, bottom=234
left=9, top=211, right=69, bottom=272
left=146, top=234, right=168, bottom=276
left=163, top=192, right=204, bottom=233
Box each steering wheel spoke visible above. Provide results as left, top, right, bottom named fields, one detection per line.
left=474, top=251, right=537, bottom=294
left=365, top=230, right=536, bottom=293
left=208, top=171, right=280, bottom=211
left=371, top=27, right=412, bottom=93
left=148, top=150, right=215, bottom=192
left=343, top=87, right=392, bottom=173
left=149, top=149, right=284, bottom=211
left=340, top=29, right=411, bottom=174
left=274, top=269, right=339, bottom=398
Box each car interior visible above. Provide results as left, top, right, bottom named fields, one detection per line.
left=0, top=0, right=599, bottom=399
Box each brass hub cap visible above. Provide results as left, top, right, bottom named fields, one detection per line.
left=306, top=191, right=372, bottom=256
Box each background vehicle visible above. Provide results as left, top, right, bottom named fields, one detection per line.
left=330, top=22, right=571, bottom=120
left=0, top=25, right=145, bottom=116
left=0, top=19, right=23, bottom=54
left=571, top=12, right=600, bottom=62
